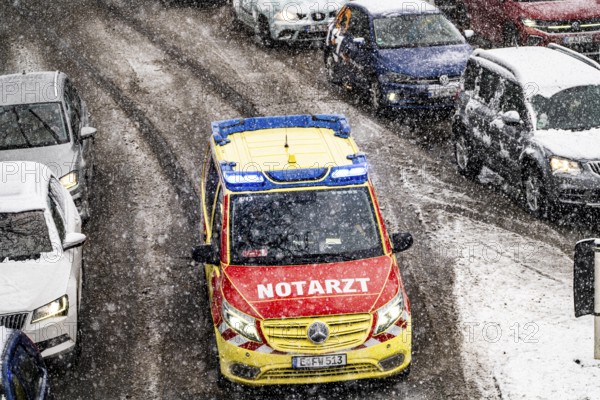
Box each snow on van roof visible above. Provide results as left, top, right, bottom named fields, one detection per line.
left=0, top=161, right=50, bottom=213
left=349, top=0, right=438, bottom=15
left=475, top=47, right=600, bottom=98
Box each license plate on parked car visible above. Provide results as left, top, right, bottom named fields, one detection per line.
left=307, top=24, right=328, bottom=33
left=292, top=354, right=347, bottom=369
left=428, top=83, right=458, bottom=99
left=563, top=35, right=593, bottom=45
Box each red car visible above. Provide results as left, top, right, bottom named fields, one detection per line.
left=458, top=0, right=600, bottom=58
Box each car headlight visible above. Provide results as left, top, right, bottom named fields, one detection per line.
left=222, top=299, right=262, bottom=343
left=59, top=171, right=79, bottom=190
left=31, top=296, right=69, bottom=324
left=275, top=8, right=299, bottom=22
left=550, top=157, right=582, bottom=175
left=374, top=290, right=404, bottom=335
left=522, top=18, right=538, bottom=28
left=382, top=72, right=413, bottom=84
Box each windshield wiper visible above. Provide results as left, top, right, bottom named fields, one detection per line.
left=28, top=109, right=61, bottom=143
left=11, top=109, right=32, bottom=147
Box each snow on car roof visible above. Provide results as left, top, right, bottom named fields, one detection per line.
left=0, top=71, right=64, bottom=106
left=349, top=0, right=438, bottom=16
left=476, top=47, right=600, bottom=98
left=0, top=162, right=50, bottom=213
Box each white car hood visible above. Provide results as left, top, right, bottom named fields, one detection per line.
left=534, top=128, right=600, bottom=161
left=0, top=257, right=71, bottom=314
left=0, top=142, right=78, bottom=179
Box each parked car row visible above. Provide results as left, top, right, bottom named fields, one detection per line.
left=0, top=71, right=94, bottom=396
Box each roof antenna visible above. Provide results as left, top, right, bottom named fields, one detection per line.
left=284, top=133, right=289, bottom=149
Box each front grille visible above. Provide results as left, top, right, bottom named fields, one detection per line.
left=261, top=363, right=380, bottom=379
left=311, top=12, right=326, bottom=21
left=0, top=313, right=28, bottom=330
left=262, top=314, right=372, bottom=354
left=589, top=161, right=600, bottom=176
left=536, top=19, right=600, bottom=33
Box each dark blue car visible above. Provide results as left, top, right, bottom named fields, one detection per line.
left=0, top=327, right=50, bottom=400
left=325, top=0, right=472, bottom=114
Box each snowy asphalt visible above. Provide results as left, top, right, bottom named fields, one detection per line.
left=1, top=0, right=600, bottom=399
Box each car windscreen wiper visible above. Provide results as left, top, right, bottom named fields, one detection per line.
left=28, top=109, right=61, bottom=143
left=11, top=108, right=33, bottom=148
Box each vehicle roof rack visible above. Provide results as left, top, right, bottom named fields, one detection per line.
left=472, top=49, right=521, bottom=82
left=547, top=43, right=600, bottom=71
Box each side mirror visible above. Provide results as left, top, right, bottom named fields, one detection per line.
left=353, top=37, right=366, bottom=45
left=574, top=239, right=600, bottom=317
left=501, top=110, right=522, bottom=126
left=464, top=29, right=475, bottom=39
left=63, top=232, right=87, bottom=251
left=192, top=244, right=218, bottom=264
left=81, top=126, right=97, bottom=140
left=391, top=232, right=413, bottom=253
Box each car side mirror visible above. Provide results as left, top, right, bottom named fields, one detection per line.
left=391, top=232, right=413, bottom=253
left=353, top=37, right=366, bottom=45
left=501, top=110, right=522, bottom=126
left=574, top=239, right=600, bottom=317
left=192, top=244, right=218, bottom=264
left=81, top=126, right=97, bottom=140
left=464, top=29, right=475, bottom=39
left=63, top=232, right=87, bottom=251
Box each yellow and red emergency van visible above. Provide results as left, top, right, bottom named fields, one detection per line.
left=193, top=114, right=413, bottom=385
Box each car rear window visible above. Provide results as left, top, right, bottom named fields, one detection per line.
left=230, top=187, right=385, bottom=266
left=0, top=211, right=52, bottom=262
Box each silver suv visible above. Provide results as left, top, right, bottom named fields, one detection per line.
left=0, top=71, right=96, bottom=220
left=453, top=45, right=600, bottom=218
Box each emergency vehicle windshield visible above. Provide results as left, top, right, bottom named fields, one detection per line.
left=230, top=187, right=384, bottom=266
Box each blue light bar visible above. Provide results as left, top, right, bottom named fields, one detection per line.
left=219, top=153, right=369, bottom=192
left=211, top=114, right=351, bottom=146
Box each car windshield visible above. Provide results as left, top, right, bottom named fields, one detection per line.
left=373, top=13, right=465, bottom=49
left=531, top=86, right=600, bottom=131
left=230, top=187, right=384, bottom=266
left=0, top=211, right=52, bottom=262
left=0, top=103, right=69, bottom=151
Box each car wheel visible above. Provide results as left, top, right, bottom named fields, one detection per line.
left=523, top=168, right=552, bottom=218
left=370, top=79, right=383, bottom=114
left=503, top=24, right=519, bottom=47
left=256, top=16, right=274, bottom=48
left=325, top=52, right=340, bottom=84
left=454, top=130, right=482, bottom=179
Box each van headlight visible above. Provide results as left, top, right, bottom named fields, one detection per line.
left=550, top=157, right=581, bottom=175
left=59, top=171, right=79, bottom=190
left=374, top=291, right=404, bottom=335
left=222, top=300, right=262, bottom=343
left=32, top=296, right=69, bottom=324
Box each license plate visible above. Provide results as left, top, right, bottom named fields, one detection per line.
left=563, top=35, right=593, bottom=44
left=307, top=24, right=328, bottom=33
left=292, top=354, right=347, bottom=369
left=428, top=83, right=458, bottom=98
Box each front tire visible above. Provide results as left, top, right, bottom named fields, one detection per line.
left=325, top=52, right=340, bottom=84
left=370, top=79, right=384, bottom=114
left=522, top=167, right=553, bottom=218
left=256, top=16, right=274, bottom=48
left=454, top=129, right=482, bottom=179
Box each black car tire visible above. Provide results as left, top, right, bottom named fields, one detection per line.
left=522, top=167, right=553, bottom=219
left=454, top=130, right=482, bottom=179
left=503, top=24, right=519, bottom=47
left=325, top=52, right=341, bottom=84
left=257, top=16, right=274, bottom=48
left=370, top=79, right=384, bottom=114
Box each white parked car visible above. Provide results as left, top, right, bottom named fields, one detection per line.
left=0, top=161, right=86, bottom=360
left=232, top=0, right=347, bottom=47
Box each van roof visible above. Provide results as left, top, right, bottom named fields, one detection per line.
left=211, top=115, right=368, bottom=192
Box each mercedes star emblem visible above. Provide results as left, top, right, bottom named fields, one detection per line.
left=440, top=75, right=450, bottom=86
left=572, top=21, right=581, bottom=31
left=307, top=321, right=330, bottom=344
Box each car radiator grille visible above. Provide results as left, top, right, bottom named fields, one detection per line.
left=0, top=313, right=28, bottom=330
left=589, top=161, right=600, bottom=176
left=536, top=19, right=600, bottom=33
left=261, top=314, right=372, bottom=354
left=261, top=363, right=380, bottom=380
